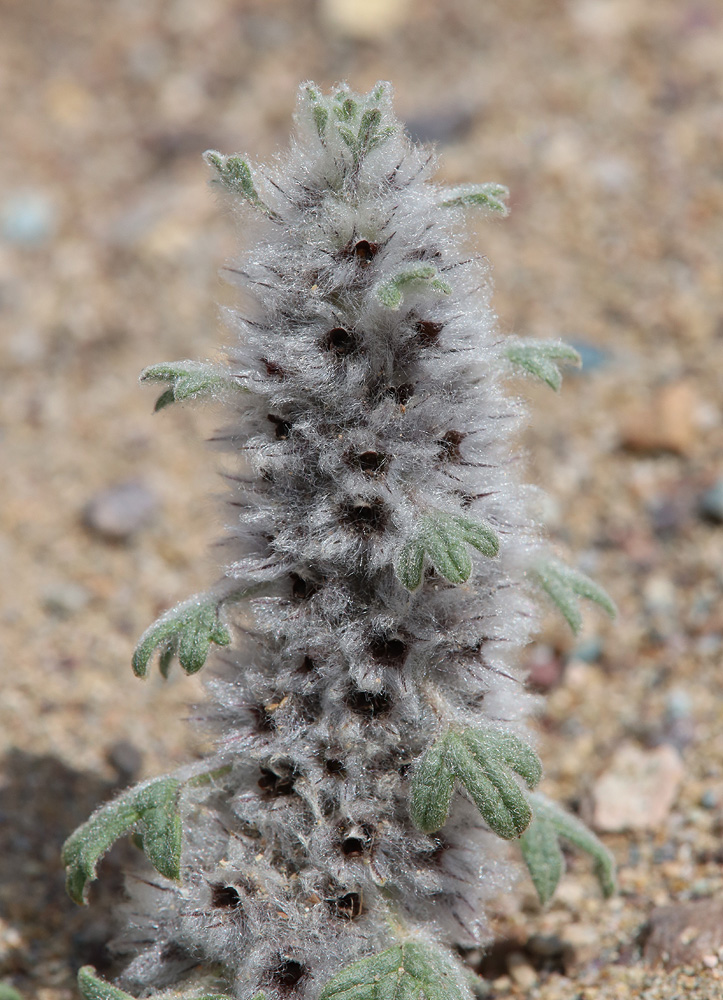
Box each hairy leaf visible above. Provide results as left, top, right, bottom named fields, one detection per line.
left=376, top=266, right=452, bottom=310
left=78, top=967, right=136, bottom=1000
left=140, top=360, right=243, bottom=411
left=395, top=538, right=426, bottom=591
left=532, top=556, right=616, bottom=635
left=410, top=729, right=540, bottom=838
left=319, top=942, right=467, bottom=1000
left=132, top=593, right=231, bottom=678
left=203, top=151, right=277, bottom=217
left=521, top=793, right=616, bottom=903
left=62, top=777, right=182, bottom=904
left=448, top=729, right=541, bottom=839
left=395, top=513, right=499, bottom=591
left=410, top=737, right=455, bottom=833
left=505, top=339, right=581, bottom=391
left=440, top=183, right=509, bottom=215
left=304, top=85, right=328, bottom=139
left=77, top=967, right=233, bottom=1000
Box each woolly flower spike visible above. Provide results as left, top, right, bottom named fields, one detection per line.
left=64, top=81, right=616, bottom=1000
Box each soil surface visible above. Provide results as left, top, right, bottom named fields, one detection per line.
left=1, top=1, right=722, bottom=998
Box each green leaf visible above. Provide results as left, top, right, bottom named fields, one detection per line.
left=313, top=105, right=328, bottom=139
left=319, top=942, right=467, bottom=1000
left=334, top=97, right=358, bottom=122
left=518, top=805, right=564, bottom=904
left=376, top=266, right=451, bottom=311
left=357, top=108, right=383, bottom=156
left=410, top=729, right=541, bottom=839
left=440, top=183, right=510, bottom=215
left=454, top=516, right=500, bottom=558
left=448, top=729, right=541, bottom=839
left=203, top=151, right=277, bottom=217
left=134, top=779, right=183, bottom=881
left=395, top=513, right=499, bottom=591
left=410, top=737, right=455, bottom=833
left=77, top=967, right=235, bottom=1000
left=140, top=360, right=243, bottom=411
left=505, top=339, right=581, bottom=391
left=395, top=538, right=425, bottom=591
left=78, top=967, right=136, bottom=1000
left=0, top=985, right=24, bottom=1000
left=532, top=556, right=616, bottom=635
left=132, top=593, right=232, bottom=678
left=62, top=776, right=182, bottom=904
left=520, top=793, right=616, bottom=904
left=304, top=85, right=328, bottom=140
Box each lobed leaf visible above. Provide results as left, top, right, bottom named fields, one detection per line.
left=140, top=360, right=243, bottom=411
left=505, top=339, right=581, bottom=392
left=520, top=793, right=616, bottom=904
left=132, top=593, right=232, bottom=678
left=395, top=513, right=499, bottom=591
left=319, top=942, right=467, bottom=1000
left=532, top=556, right=616, bottom=635
left=203, top=151, right=277, bottom=217
left=448, top=729, right=540, bottom=839
left=410, top=728, right=541, bottom=839
left=62, top=777, right=182, bottom=904
left=440, top=183, right=510, bottom=216
left=376, top=266, right=451, bottom=311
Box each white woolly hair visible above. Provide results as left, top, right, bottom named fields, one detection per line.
left=116, top=81, right=542, bottom=1000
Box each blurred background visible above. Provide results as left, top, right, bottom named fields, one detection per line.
left=1, top=1, right=722, bottom=997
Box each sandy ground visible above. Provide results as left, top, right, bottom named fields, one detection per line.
left=1, top=0, right=723, bottom=997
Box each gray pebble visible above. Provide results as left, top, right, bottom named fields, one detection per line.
left=84, top=480, right=157, bottom=541
left=107, top=741, right=144, bottom=782
left=1, top=190, right=57, bottom=245
left=698, top=479, right=723, bottom=524
left=43, top=581, right=91, bottom=618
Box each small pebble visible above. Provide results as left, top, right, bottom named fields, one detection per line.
left=644, top=899, right=723, bottom=969
left=319, top=0, right=410, bottom=39
left=570, top=635, right=603, bottom=662
left=591, top=741, right=684, bottom=832
left=1, top=190, right=57, bottom=245
left=568, top=339, right=610, bottom=372
left=698, top=479, right=723, bottom=524
left=107, top=741, right=143, bottom=782
left=506, top=951, right=537, bottom=989
left=527, top=933, right=565, bottom=958
left=619, top=381, right=697, bottom=455
left=560, top=923, right=600, bottom=970
left=405, top=106, right=475, bottom=145
left=526, top=643, right=563, bottom=690
left=83, top=480, right=157, bottom=541
left=42, top=581, right=91, bottom=618
left=700, top=789, right=718, bottom=810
